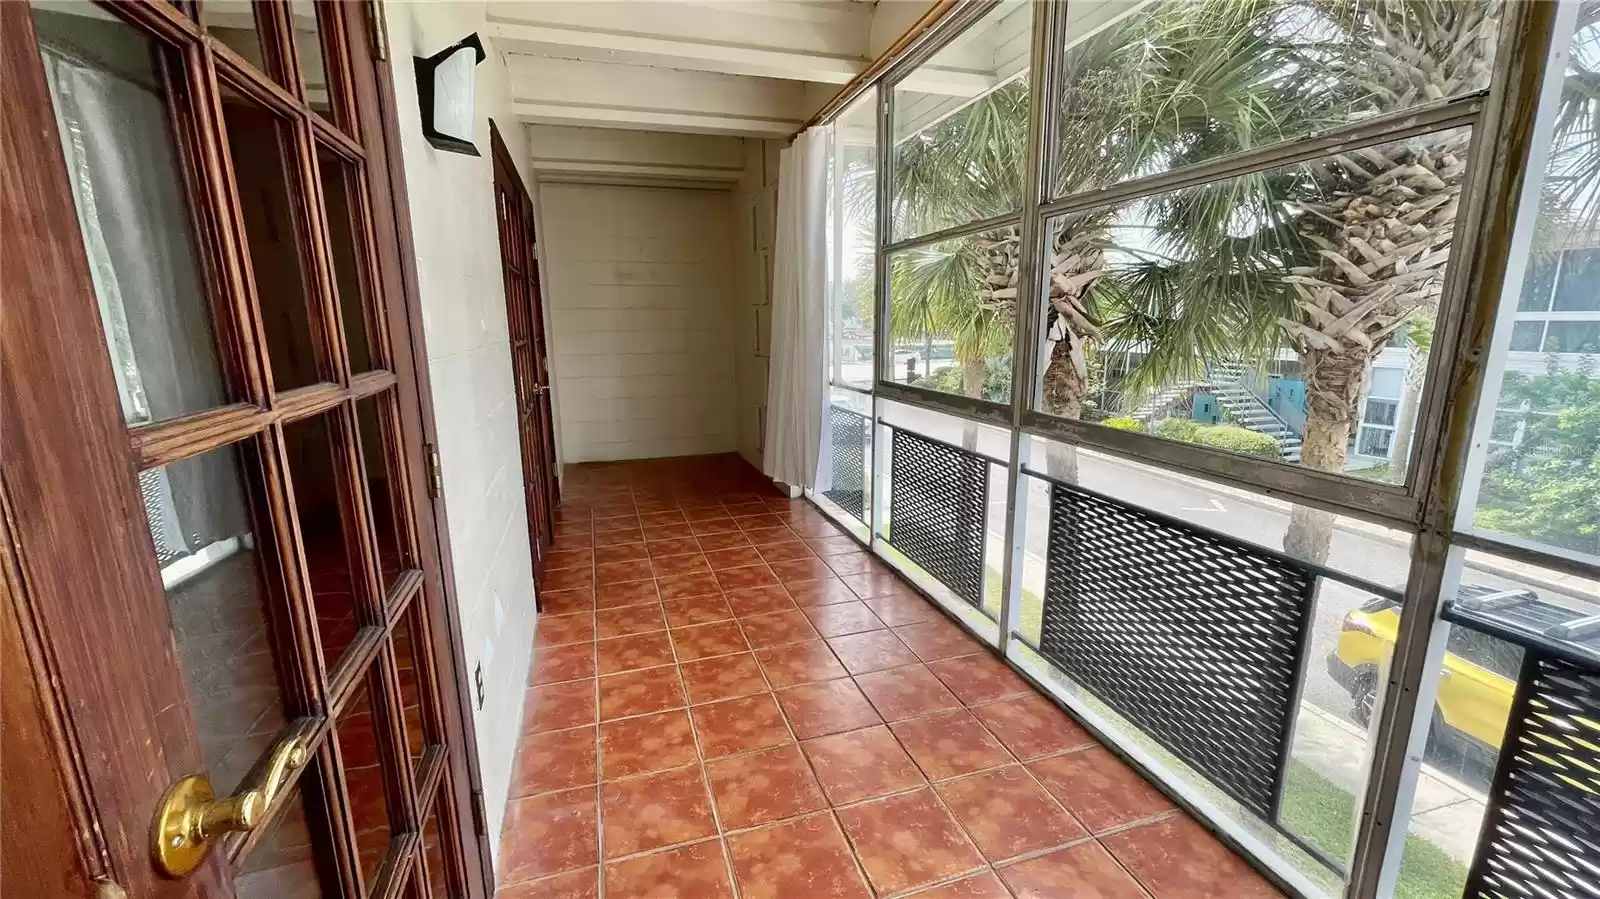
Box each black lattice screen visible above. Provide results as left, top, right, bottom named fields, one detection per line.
left=1464, top=653, right=1600, bottom=899
left=1038, top=480, right=1316, bottom=818
left=887, top=429, right=986, bottom=607
left=824, top=406, right=868, bottom=522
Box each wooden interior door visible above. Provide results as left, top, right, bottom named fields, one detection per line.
left=490, top=124, right=558, bottom=583
left=1, top=2, right=484, bottom=897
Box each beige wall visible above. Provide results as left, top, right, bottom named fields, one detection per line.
left=384, top=0, right=534, bottom=867
left=539, top=183, right=739, bottom=461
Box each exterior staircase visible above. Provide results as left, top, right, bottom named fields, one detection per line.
left=1130, top=380, right=1202, bottom=423
left=1206, top=362, right=1303, bottom=463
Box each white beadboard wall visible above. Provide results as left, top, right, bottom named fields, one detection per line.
left=539, top=183, right=739, bottom=461
left=384, top=1, right=535, bottom=871
left=730, top=138, right=782, bottom=470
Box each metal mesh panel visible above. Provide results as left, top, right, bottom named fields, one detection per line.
left=1038, top=480, right=1316, bottom=818
left=887, top=429, right=986, bottom=607
left=1465, top=653, right=1600, bottom=899
left=824, top=405, right=868, bottom=522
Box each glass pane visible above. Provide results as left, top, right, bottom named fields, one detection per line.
left=1465, top=11, right=1600, bottom=558
left=1542, top=321, right=1600, bottom=353
left=392, top=605, right=434, bottom=775
left=1033, top=128, right=1470, bottom=490
left=1516, top=252, right=1560, bottom=312
left=34, top=3, right=229, bottom=426
left=234, top=768, right=335, bottom=899
left=890, top=0, right=1032, bottom=240
left=1051, top=0, right=1500, bottom=198
left=142, top=443, right=290, bottom=793
left=283, top=413, right=368, bottom=670
left=1356, top=426, right=1393, bottom=458
left=421, top=797, right=458, bottom=899
left=1011, top=437, right=1417, bottom=894
left=828, top=91, right=876, bottom=390
left=1363, top=399, right=1398, bottom=428
left=337, top=674, right=395, bottom=892
left=1552, top=248, right=1600, bottom=311
left=205, top=0, right=268, bottom=72
left=1508, top=320, right=1544, bottom=352
left=222, top=85, right=323, bottom=390
left=318, top=146, right=376, bottom=373
left=886, top=227, right=1016, bottom=404
left=1392, top=556, right=1600, bottom=896
left=814, top=386, right=872, bottom=539
left=289, top=0, right=333, bottom=119
left=355, top=394, right=407, bottom=587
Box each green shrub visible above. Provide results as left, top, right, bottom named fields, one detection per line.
left=1152, top=418, right=1201, bottom=442
left=1103, top=417, right=1145, bottom=433
left=1194, top=424, right=1282, bottom=459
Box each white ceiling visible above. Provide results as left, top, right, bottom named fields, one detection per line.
left=491, top=0, right=961, bottom=138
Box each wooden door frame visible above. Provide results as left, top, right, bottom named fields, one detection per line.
left=0, top=2, right=493, bottom=896
left=358, top=4, right=494, bottom=892
left=488, top=120, right=559, bottom=586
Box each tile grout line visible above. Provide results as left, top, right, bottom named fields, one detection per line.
left=668, top=494, right=744, bottom=899
left=548, top=472, right=1170, bottom=898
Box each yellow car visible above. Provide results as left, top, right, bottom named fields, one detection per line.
left=1327, top=587, right=1530, bottom=753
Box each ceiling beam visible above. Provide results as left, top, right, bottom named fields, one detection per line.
left=489, top=20, right=862, bottom=84
left=508, top=56, right=808, bottom=138
left=485, top=14, right=990, bottom=96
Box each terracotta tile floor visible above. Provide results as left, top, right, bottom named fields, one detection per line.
left=500, top=454, right=1286, bottom=899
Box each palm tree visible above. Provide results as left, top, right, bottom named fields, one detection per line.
left=887, top=80, right=1028, bottom=449
left=872, top=0, right=1596, bottom=562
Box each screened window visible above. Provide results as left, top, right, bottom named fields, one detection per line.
left=1463, top=9, right=1600, bottom=560
left=827, top=92, right=877, bottom=391
left=1034, top=129, right=1470, bottom=484
left=885, top=228, right=1016, bottom=402
left=1051, top=0, right=1501, bottom=198
left=890, top=0, right=1032, bottom=242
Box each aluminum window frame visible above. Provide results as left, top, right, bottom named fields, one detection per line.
left=806, top=2, right=1596, bottom=898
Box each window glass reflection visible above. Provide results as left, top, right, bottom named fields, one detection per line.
left=1052, top=0, right=1500, bottom=198
left=1035, top=129, right=1470, bottom=516
left=1467, top=11, right=1600, bottom=559
left=891, top=0, right=1032, bottom=240
left=828, top=92, right=876, bottom=390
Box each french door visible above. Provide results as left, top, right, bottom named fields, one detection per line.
left=2, top=2, right=483, bottom=897
left=490, top=123, right=559, bottom=583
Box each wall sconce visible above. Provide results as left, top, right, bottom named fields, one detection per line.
left=414, top=33, right=486, bottom=156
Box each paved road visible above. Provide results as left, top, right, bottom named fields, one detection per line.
left=887, top=405, right=1594, bottom=788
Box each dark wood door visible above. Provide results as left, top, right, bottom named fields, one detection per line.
left=490, top=123, right=558, bottom=583
left=1, top=2, right=483, bottom=897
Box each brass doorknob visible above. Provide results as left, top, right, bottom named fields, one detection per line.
left=151, top=729, right=311, bottom=878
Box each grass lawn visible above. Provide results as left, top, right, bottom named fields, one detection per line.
left=981, top=566, right=1044, bottom=641
left=1281, top=761, right=1468, bottom=899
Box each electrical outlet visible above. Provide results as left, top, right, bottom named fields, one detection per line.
left=474, top=662, right=485, bottom=710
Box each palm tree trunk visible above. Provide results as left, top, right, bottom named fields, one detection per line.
left=960, top=356, right=986, bottom=450
left=1041, top=338, right=1083, bottom=481
left=1283, top=350, right=1368, bottom=562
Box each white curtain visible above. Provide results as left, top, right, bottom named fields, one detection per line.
left=763, top=125, right=832, bottom=490
left=40, top=27, right=247, bottom=563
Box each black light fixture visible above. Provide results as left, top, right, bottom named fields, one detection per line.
left=414, top=33, right=487, bottom=156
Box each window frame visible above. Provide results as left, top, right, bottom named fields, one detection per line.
left=811, top=3, right=1593, bottom=899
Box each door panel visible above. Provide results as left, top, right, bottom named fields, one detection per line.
left=1, top=2, right=479, bottom=897
left=489, top=124, right=558, bottom=583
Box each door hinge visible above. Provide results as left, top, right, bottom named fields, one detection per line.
left=367, top=0, right=389, bottom=61
left=426, top=443, right=443, bottom=498
left=470, top=787, right=488, bottom=836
